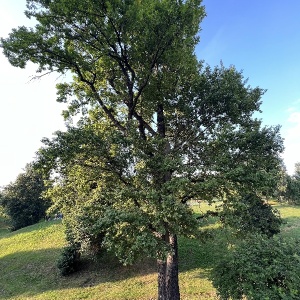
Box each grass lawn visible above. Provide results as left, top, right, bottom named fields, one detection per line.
left=0, top=202, right=299, bottom=300
left=275, top=203, right=300, bottom=238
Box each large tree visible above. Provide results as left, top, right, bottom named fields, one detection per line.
left=0, top=163, right=49, bottom=231
left=1, top=1, right=283, bottom=299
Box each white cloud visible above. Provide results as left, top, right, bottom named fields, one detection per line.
left=288, top=111, right=300, bottom=123
left=0, top=2, right=68, bottom=187
left=281, top=104, right=300, bottom=175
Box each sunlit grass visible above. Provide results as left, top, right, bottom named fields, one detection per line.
left=0, top=201, right=300, bottom=299
left=0, top=221, right=65, bottom=256
left=275, top=203, right=300, bottom=239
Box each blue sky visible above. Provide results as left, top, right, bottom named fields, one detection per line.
left=0, top=0, right=300, bottom=186
left=198, top=0, right=300, bottom=175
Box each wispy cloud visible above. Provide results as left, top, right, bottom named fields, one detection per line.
left=281, top=101, right=300, bottom=174
left=197, top=28, right=227, bottom=64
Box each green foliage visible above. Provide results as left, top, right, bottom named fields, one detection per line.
left=0, top=164, right=50, bottom=231
left=211, top=234, right=300, bottom=300
left=0, top=204, right=8, bottom=220
left=275, top=162, right=300, bottom=204
left=294, top=162, right=300, bottom=180
left=284, top=173, right=300, bottom=205
left=220, top=193, right=283, bottom=237
left=273, top=162, right=289, bottom=202
left=63, top=204, right=106, bottom=256
left=1, top=0, right=285, bottom=298
left=57, top=244, right=81, bottom=276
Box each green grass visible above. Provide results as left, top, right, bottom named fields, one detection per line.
left=275, top=203, right=300, bottom=238
left=0, top=213, right=10, bottom=236
left=1, top=202, right=300, bottom=300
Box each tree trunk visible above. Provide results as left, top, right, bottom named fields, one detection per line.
left=157, top=234, right=180, bottom=300
left=156, top=102, right=180, bottom=299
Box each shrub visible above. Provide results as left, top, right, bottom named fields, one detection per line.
left=63, top=207, right=106, bottom=257
left=211, top=234, right=300, bottom=300
left=57, top=244, right=81, bottom=276
left=220, top=193, right=283, bottom=237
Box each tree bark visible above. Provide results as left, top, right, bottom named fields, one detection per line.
left=157, top=234, right=180, bottom=300
left=156, top=102, right=180, bottom=299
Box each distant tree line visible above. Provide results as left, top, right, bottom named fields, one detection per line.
left=277, top=162, right=300, bottom=204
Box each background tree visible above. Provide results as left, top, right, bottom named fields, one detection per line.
left=273, top=161, right=289, bottom=202
left=294, top=162, right=300, bottom=180
left=1, top=1, right=283, bottom=299
left=219, top=193, right=282, bottom=237
left=0, top=163, right=50, bottom=231
left=283, top=162, right=300, bottom=204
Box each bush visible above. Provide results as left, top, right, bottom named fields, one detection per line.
left=220, top=194, right=282, bottom=237
left=211, top=234, right=300, bottom=300
left=63, top=208, right=106, bottom=257
left=57, top=244, right=81, bottom=276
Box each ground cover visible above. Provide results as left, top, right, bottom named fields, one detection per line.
left=0, top=202, right=299, bottom=300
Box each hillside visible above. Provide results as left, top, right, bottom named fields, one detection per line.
left=0, top=203, right=300, bottom=300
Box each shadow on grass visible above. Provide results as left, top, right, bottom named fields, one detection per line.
left=0, top=246, right=158, bottom=299
left=179, top=226, right=229, bottom=273
left=280, top=216, right=300, bottom=238
left=0, top=218, right=226, bottom=299
left=282, top=216, right=300, bottom=225
left=0, top=248, right=61, bottom=299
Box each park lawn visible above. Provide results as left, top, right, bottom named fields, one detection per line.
left=275, top=203, right=300, bottom=238
left=0, top=202, right=299, bottom=300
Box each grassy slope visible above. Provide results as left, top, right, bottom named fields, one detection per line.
left=0, top=203, right=299, bottom=300
left=275, top=203, right=300, bottom=238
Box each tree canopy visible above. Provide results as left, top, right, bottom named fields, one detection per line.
left=1, top=1, right=284, bottom=299
left=0, top=163, right=49, bottom=231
